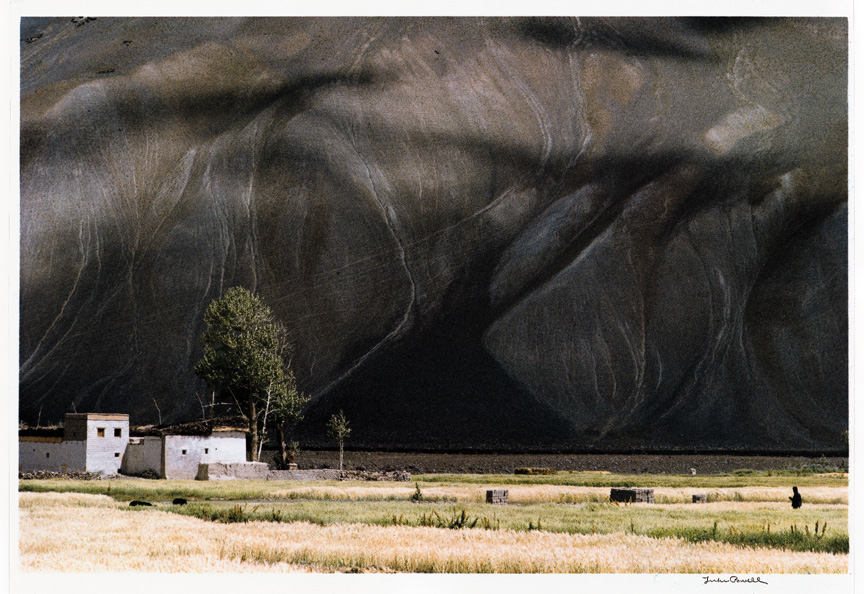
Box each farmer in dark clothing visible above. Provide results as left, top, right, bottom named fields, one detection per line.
left=790, top=486, right=802, bottom=509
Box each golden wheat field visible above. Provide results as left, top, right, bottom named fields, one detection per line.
left=19, top=492, right=847, bottom=573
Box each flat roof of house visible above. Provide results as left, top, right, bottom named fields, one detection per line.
left=65, top=413, right=129, bottom=421
left=19, top=427, right=63, bottom=439
left=131, top=416, right=247, bottom=437
left=20, top=435, right=63, bottom=443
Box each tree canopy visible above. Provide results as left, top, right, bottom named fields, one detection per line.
left=194, top=286, right=295, bottom=461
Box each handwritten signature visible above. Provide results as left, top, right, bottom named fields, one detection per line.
left=703, top=576, right=768, bottom=585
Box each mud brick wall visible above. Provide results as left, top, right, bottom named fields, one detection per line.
left=486, top=489, right=509, bottom=504
left=610, top=487, right=655, bottom=503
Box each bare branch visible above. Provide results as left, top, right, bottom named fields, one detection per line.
left=227, top=387, right=246, bottom=419
left=257, top=381, right=275, bottom=461
left=194, top=391, right=207, bottom=420
left=152, top=398, right=162, bottom=425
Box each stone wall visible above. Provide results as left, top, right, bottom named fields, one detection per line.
left=486, top=489, right=509, bottom=504
left=266, top=469, right=342, bottom=481
left=196, top=462, right=270, bottom=480
left=194, top=464, right=343, bottom=480
left=610, top=488, right=655, bottom=503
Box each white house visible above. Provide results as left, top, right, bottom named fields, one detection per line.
left=19, top=413, right=130, bottom=475
left=20, top=413, right=248, bottom=479
left=123, top=427, right=247, bottom=479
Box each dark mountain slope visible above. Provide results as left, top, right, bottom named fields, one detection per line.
left=20, top=17, right=847, bottom=451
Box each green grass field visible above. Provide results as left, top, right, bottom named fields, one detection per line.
left=157, top=498, right=847, bottom=554
left=19, top=470, right=849, bottom=571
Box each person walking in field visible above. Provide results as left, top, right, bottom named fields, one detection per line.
left=790, top=486, right=802, bottom=509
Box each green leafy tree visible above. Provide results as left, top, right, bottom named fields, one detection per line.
left=327, top=410, right=351, bottom=473
left=272, top=368, right=310, bottom=467
left=194, top=287, right=291, bottom=461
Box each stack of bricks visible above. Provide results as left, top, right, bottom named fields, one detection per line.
left=486, top=489, right=509, bottom=504
left=609, top=487, right=655, bottom=503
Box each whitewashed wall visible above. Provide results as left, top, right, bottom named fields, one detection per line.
left=208, top=431, right=247, bottom=462
left=84, top=418, right=129, bottom=474
left=163, top=435, right=210, bottom=479
left=163, top=433, right=247, bottom=479
left=121, top=436, right=162, bottom=476
left=19, top=439, right=86, bottom=473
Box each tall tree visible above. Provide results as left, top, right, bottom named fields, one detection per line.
left=194, top=287, right=290, bottom=461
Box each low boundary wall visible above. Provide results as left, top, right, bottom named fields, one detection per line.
left=196, top=462, right=269, bottom=480
left=610, top=487, right=655, bottom=503
left=196, top=463, right=343, bottom=481
left=267, top=469, right=342, bottom=480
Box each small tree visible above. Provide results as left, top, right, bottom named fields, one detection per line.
left=194, top=287, right=291, bottom=461
left=327, top=410, right=351, bottom=473
left=272, top=368, right=310, bottom=468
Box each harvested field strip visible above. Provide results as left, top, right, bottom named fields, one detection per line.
left=18, top=491, right=118, bottom=508
left=415, top=472, right=848, bottom=488
left=19, top=493, right=309, bottom=572
left=19, top=493, right=847, bottom=573
left=651, top=486, right=847, bottom=504
left=18, top=478, right=296, bottom=501
left=18, top=478, right=848, bottom=505
left=270, top=486, right=463, bottom=501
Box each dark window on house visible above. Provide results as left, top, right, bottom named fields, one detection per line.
left=114, top=452, right=120, bottom=457
left=182, top=449, right=187, bottom=455
left=97, top=427, right=105, bottom=437
left=46, top=452, right=49, bottom=458
left=204, top=448, right=209, bottom=454
left=114, top=428, right=122, bottom=437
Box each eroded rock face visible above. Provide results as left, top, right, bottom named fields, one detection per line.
left=20, top=17, right=847, bottom=451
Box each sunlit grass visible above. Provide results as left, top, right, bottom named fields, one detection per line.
left=18, top=474, right=847, bottom=504
left=19, top=493, right=309, bottom=572
left=19, top=493, right=847, bottom=573
left=159, top=494, right=848, bottom=554
left=415, top=471, right=848, bottom=489
left=18, top=491, right=118, bottom=508
left=19, top=470, right=848, bottom=572
left=18, top=478, right=296, bottom=501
